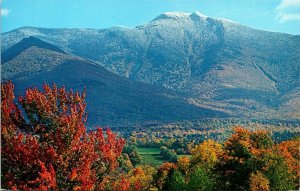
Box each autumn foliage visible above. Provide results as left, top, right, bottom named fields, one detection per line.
left=190, top=139, right=223, bottom=168
left=1, top=81, right=125, bottom=190
left=215, top=126, right=299, bottom=190
left=249, top=171, right=270, bottom=191
left=1, top=81, right=299, bottom=191
left=151, top=127, right=299, bottom=191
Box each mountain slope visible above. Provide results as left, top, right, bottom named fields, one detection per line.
left=2, top=11, right=300, bottom=119
left=2, top=36, right=66, bottom=63
left=1, top=37, right=227, bottom=127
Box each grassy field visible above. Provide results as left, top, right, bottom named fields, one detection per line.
left=137, top=147, right=165, bottom=167
left=137, top=147, right=161, bottom=155
left=178, top=154, right=192, bottom=158
left=137, top=147, right=192, bottom=167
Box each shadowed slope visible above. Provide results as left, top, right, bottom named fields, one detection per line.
left=2, top=37, right=227, bottom=128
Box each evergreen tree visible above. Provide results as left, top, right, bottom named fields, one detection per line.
left=166, top=169, right=186, bottom=191
left=187, top=167, right=215, bottom=191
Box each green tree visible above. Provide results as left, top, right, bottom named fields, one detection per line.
left=166, top=169, right=186, bottom=191
left=122, top=145, right=141, bottom=166
left=265, top=157, right=295, bottom=191
left=187, top=167, right=215, bottom=191
left=160, top=146, right=178, bottom=162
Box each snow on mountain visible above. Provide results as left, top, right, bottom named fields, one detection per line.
left=2, top=11, right=300, bottom=120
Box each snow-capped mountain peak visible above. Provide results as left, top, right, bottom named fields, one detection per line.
left=154, top=11, right=208, bottom=20
left=190, top=11, right=207, bottom=18
left=153, top=12, right=190, bottom=20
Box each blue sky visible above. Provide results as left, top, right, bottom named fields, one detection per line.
left=1, top=0, right=300, bottom=34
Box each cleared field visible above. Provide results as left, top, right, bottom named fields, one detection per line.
left=137, top=147, right=165, bottom=167
left=178, top=154, right=192, bottom=158
left=137, top=147, right=192, bottom=167
left=137, top=147, right=161, bottom=155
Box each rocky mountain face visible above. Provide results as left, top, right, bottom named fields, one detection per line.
left=1, top=36, right=226, bottom=128
left=2, top=11, right=300, bottom=122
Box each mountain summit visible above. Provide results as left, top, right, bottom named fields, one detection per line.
left=153, top=11, right=207, bottom=21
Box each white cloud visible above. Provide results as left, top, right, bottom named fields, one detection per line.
left=275, top=0, right=300, bottom=23
left=276, top=0, right=300, bottom=10
left=1, top=8, right=10, bottom=16
left=276, top=12, right=300, bottom=22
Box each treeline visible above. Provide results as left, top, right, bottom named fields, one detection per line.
left=121, top=128, right=300, bottom=191
left=154, top=128, right=299, bottom=191
left=1, top=82, right=299, bottom=191
left=116, top=118, right=300, bottom=146
left=160, top=146, right=178, bottom=162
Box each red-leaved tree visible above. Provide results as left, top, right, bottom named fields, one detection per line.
left=1, top=81, right=125, bottom=191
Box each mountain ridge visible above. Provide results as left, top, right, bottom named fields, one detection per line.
left=2, top=36, right=66, bottom=63
left=3, top=11, right=299, bottom=53
left=2, top=11, right=300, bottom=121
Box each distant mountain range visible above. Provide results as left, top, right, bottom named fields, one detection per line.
left=2, top=11, right=300, bottom=127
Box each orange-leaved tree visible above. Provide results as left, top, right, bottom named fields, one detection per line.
left=154, top=162, right=177, bottom=190
left=249, top=171, right=270, bottom=191
left=1, top=81, right=125, bottom=191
